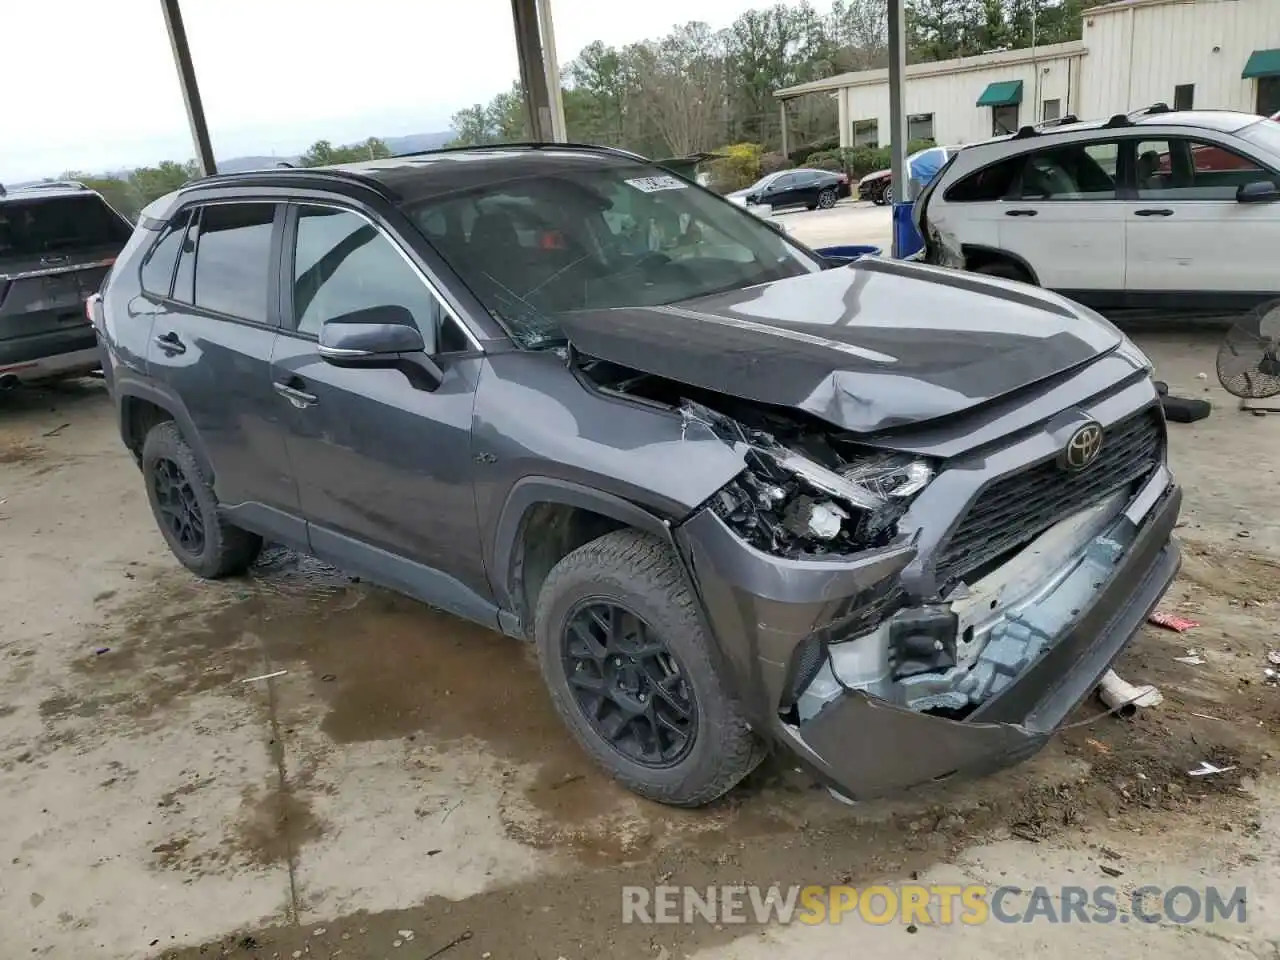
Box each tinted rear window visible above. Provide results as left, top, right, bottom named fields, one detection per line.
left=944, top=156, right=1024, bottom=202
left=191, top=203, right=277, bottom=320
left=0, top=194, right=132, bottom=259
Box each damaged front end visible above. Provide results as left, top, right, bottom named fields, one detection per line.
left=667, top=391, right=1181, bottom=801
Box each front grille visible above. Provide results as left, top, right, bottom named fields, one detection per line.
left=936, top=407, right=1164, bottom=588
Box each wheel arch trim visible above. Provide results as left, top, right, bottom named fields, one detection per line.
left=961, top=243, right=1041, bottom=286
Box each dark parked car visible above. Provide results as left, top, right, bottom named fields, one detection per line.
left=1, top=180, right=131, bottom=386
left=727, top=167, right=850, bottom=211
left=858, top=145, right=957, bottom=205
left=94, top=145, right=1180, bottom=807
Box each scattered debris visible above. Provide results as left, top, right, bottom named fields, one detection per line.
left=1100, top=865, right=1124, bottom=878
left=1268, top=651, right=1280, bottom=666
left=427, top=848, right=442, bottom=856
left=1190, top=712, right=1226, bottom=722
left=422, top=930, right=472, bottom=960
left=1188, top=761, right=1236, bottom=777
left=321, top=673, right=337, bottom=682
left=312, top=927, right=326, bottom=936
left=1173, top=654, right=1207, bottom=666
left=550, top=774, right=585, bottom=790
left=398, top=929, right=415, bottom=941
left=1148, top=611, right=1200, bottom=632
left=94, top=647, right=110, bottom=656
left=1100, top=846, right=1122, bottom=861
left=440, top=799, right=463, bottom=822
left=42, top=423, right=70, bottom=437
left=239, top=670, right=287, bottom=684
left=1237, top=531, right=1252, bottom=539
left=1196, top=372, right=1208, bottom=380
left=1096, top=668, right=1162, bottom=716
left=1085, top=738, right=1111, bottom=754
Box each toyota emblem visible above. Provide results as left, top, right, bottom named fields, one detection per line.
left=1063, top=422, right=1104, bottom=471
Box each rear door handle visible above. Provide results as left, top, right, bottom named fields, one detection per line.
left=1135, top=209, right=1174, bottom=217
left=154, top=331, right=185, bottom=355
left=1004, top=209, right=1038, bottom=216
left=273, top=380, right=318, bottom=409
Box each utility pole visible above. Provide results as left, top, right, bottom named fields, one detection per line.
left=159, top=0, right=216, bottom=176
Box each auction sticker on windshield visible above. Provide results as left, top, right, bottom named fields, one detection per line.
left=625, top=175, right=688, bottom=193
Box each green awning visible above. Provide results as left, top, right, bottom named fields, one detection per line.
left=976, top=80, right=1023, bottom=108
left=1243, top=49, right=1280, bottom=79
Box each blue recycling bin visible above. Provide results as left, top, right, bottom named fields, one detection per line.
left=892, top=201, right=924, bottom=259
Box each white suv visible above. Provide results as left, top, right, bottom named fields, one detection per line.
left=914, top=108, right=1280, bottom=317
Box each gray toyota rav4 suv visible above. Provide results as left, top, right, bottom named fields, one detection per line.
left=93, top=144, right=1181, bottom=807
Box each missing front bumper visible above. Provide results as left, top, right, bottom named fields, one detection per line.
left=677, top=473, right=1181, bottom=801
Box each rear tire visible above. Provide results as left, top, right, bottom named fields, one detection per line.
left=533, top=529, right=762, bottom=807
left=141, top=422, right=262, bottom=578
left=882, top=184, right=893, bottom=205
left=973, top=259, right=1034, bottom=284
left=817, top=188, right=837, bottom=209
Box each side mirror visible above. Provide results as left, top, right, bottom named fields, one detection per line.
left=318, top=305, right=443, bottom=390
left=1237, top=180, right=1280, bottom=203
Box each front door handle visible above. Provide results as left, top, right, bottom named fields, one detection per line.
left=154, top=331, right=185, bottom=355
left=1135, top=209, right=1174, bottom=217
left=273, top=380, right=318, bottom=409
left=1004, top=209, right=1038, bottom=216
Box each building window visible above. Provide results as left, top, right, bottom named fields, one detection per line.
left=1042, top=98, right=1062, bottom=122
left=1174, top=84, right=1195, bottom=110
left=907, top=113, right=934, bottom=143
left=1258, top=77, right=1280, bottom=116
left=852, top=119, right=879, bottom=147
left=992, top=104, right=1019, bottom=136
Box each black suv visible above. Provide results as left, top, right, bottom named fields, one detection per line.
left=1, top=181, right=131, bottom=386
left=95, top=145, right=1181, bottom=807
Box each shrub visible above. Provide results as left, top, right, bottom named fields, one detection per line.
left=759, top=151, right=793, bottom=175
left=708, top=142, right=763, bottom=192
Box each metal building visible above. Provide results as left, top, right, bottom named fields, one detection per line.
left=777, top=0, right=1280, bottom=150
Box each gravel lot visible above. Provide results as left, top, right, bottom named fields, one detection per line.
left=1, top=256, right=1278, bottom=958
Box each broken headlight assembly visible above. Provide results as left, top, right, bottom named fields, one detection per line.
left=688, top=402, right=934, bottom=558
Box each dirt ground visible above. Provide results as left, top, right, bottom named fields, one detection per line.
left=1, top=324, right=1279, bottom=960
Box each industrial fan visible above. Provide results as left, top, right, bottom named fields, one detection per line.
left=1216, top=300, right=1280, bottom=415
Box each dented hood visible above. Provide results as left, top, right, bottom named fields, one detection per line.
left=560, top=258, right=1123, bottom=433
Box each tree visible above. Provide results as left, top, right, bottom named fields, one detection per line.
left=300, top=137, right=392, bottom=166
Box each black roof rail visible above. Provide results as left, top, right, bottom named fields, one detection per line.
left=16, top=179, right=89, bottom=192
left=182, top=167, right=389, bottom=194
left=1036, top=114, right=1080, bottom=130
left=1011, top=124, right=1040, bottom=139
left=390, top=140, right=651, bottom=163
left=1127, top=102, right=1171, bottom=121
left=1103, top=113, right=1133, bottom=128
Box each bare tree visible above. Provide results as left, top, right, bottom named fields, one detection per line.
left=634, top=23, right=728, bottom=156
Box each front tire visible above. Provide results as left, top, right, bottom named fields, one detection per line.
left=973, top=259, right=1034, bottom=284
left=141, top=422, right=262, bottom=578
left=533, top=530, right=761, bottom=807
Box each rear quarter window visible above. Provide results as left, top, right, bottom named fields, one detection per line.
left=140, top=210, right=192, bottom=298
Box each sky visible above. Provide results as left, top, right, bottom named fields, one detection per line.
left=2, top=0, right=833, bottom=182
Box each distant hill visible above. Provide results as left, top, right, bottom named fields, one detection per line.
left=383, top=131, right=454, bottom=154
left=215, top=130, right=454, bottom=174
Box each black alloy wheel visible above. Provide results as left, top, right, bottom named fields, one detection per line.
left=817, top=188, right=838, bottom=209
left=561, top=599, right=697, bottom=768
left=151, top=457, right=205, bottom=556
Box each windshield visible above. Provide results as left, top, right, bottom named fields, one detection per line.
left=0, top=194, right=131, bottom=260
left=1239, top=118, right=1280, bottom=162
left=404, top=164, right=822, bottom=347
